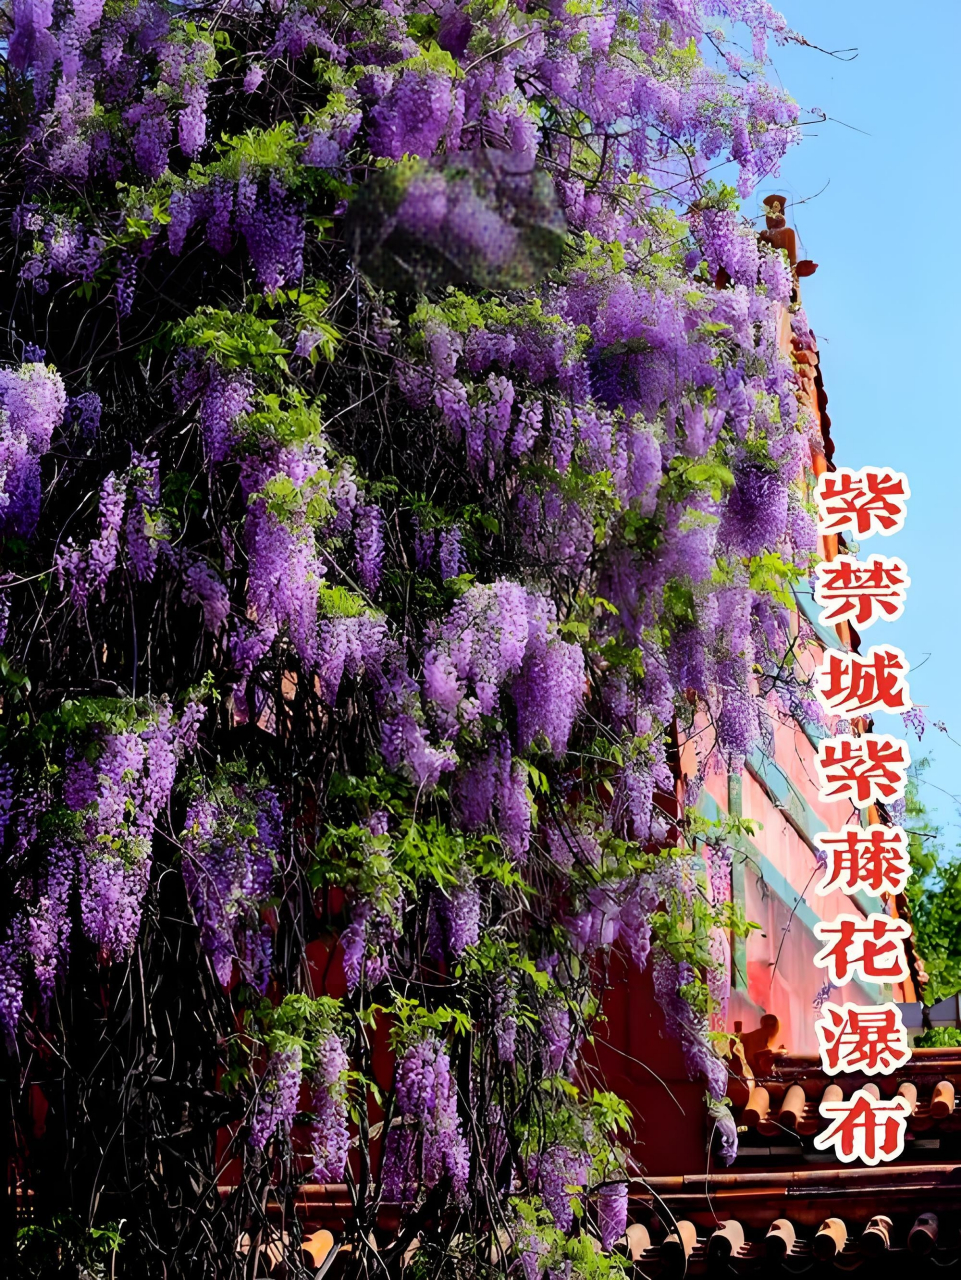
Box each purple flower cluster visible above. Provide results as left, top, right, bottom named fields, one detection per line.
left=14, top=207, right=104, bottom=292
left=181, top=557, right=231, bottom=633
left=513, top=596, right=585, bottom=757
left=529, top=1144, right=589, bottom=1232
left=422, top=1046, right=470, bottom=1199
left=181, top=783, right=281, bottom=989
left=57, top=471, right=125, bottom=608
left=299, top=81, right=362, bottom=170
left=340, top=893, right=402, bottom=991
left=431, top=879, right=481, bottom=959
left=423, top=580, right=529, bottom=733
left=159, top=31, right=215, bottom=160
left=902, top=705, right=927, bottom=740
left=381, top=1125, right=418, bottom=1204
left=424, top=583, right=585, bottom=765
left=27, top=840, right=76, bottom=1003
left=236, top=172, right=305, bottom=294
left=72, top=709, right=194, bottom=963
left=309, top=1032, right=350, bottom=1182
left=493, top=971, right=519, bottom=1063
left=314, top=613, right=455, bottom=790
left=66, top=391, right=101, bottom=438
left=708, top=1097, right=739, bottom=1167
left=250, top=1044, right=303, bottom=1149
left=55, top=454, right=175, bottom=607
left=0, top=361, right=67, bottom=537
left=412, top=521, right=467, bottom=582
left=719, top=465, right=788, bottom=557
left=0, top=765, right=13, bottom=844
left=540, top=1000, right=573, bottom=1075
left=0, top=931, right=25, bottom=1044
left=168, top=179, right=235, bottom=257
left=237, top=440, right=330, bottom=692
left=369, top=72, right=460, bottom=162
left=395, top=1038, right=441, bottom=1119
left=564, top=874, right=659, bottom=972
left=125, top=453, right=162, bottom=582
left=354, top=503, right=384, bottom=595
left=597, top=1183, right=628, bottom=1251
left=0, top=702, right=206, bottom=988
left=199, top=366, right=253, bottom=465
left=454, top=736, right=532, bottom=861
left=391, top=1038, right=470, bottom=1201
left=166, top=162, right=306, bottom=288
left=652, top=948, right=727, bottom=1102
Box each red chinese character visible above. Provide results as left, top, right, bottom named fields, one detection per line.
left=816, top=735, right=911, bottom=806
left=815, top=647, right=911, bottom=717
left=815, top=826, right=911, bottom=896
left=816, top=467, right=910, bottom=538
left=814, top=1002, right=911, bottom=1076
left=813, top=1089, right=911, bottom=1165
left=813, top=554, right=910, bottom=628
left=813, top=913, right=912, bottom=985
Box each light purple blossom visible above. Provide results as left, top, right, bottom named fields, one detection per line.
left=392, top=1038, right=470, bottom=1201
left=0, top=932, right=25, bottom=1043
left=354, top=503, right=384, bottom=594
left=250, top=1045, right=303, bottom=1148
left=27, top=840, right=75, bottom=1002
left=181, top=784, right=281, bottom=988
left=0, top=361, right=67, bottom=537
left=310, top=1033, right=350, bottom=1182
left=598, top=1183, right=628, bottom=1251
left=530, top=1145, right=588, bottom=1231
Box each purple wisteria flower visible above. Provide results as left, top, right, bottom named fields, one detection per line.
left=250, top=1045, right=303, bottom=1148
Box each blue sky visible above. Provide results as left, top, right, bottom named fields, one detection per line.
left=753, top=1, right=961, bottom=844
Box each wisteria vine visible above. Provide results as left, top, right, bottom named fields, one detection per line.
left=0, top=0, right=825, bottom=1275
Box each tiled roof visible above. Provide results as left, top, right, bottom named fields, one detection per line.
left=733, top=1047, right=961, bottom=1139
left=242, top=1186, right=960, bottom=1276
left=628, top=1156, right=961, bottom=1273
left=623, top=1205, right=950, bottom=1273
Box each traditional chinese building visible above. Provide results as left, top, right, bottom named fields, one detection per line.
left=589, top=199, right=961, bottom=1274
left=264, top=202, right=961, bottom=1274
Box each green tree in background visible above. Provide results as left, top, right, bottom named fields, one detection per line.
left=906, top=758, right=961, bottom=1041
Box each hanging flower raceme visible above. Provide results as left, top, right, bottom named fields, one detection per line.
left=0, top=699, right=206, bottom=1040
left=528, top=1144, right=590, bottom=1232
left=64, top=702, right=205, bottom=965
left=597, top=1182, right=628, bottom=1251
left=55, top=454, right=174, bottom=609
left=423, top=582, right=585, bottom=759
left=384, top=1035, right=470, bottom=1202
left=180, top=778, right=281, bottom=989
left=340, top=889, right=404, bottom=992
left=309, top=1031, right=350, bottom=1182
left=428, top=876, right=481, bottom=960
left=453, top=736, right=532, bottom=861
left=0, top=361, right=66, bottom=538
left=512, top=594, right=586, bottom=757
left=249, top=1044, right=303, bottom=1149
left=237, top=439, right=331, bottom=683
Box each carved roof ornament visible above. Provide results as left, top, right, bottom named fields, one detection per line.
left=759, top=193, right=818, bottom=302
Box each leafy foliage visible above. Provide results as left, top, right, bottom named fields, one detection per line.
left=0, top=0, right=818, bottom=1275
left=905, top=759, right=961, bottom=1005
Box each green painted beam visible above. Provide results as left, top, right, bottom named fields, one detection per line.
left=727, top=773, right=748, bottom=992
left=794, top=585, right=848, bottom=655
left=695, top=787, right=886, bottom=1001
left=745, top=749, right=878, bottom=919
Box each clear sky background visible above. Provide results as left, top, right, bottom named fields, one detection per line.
left=753, top=1, right=961, bottom=845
